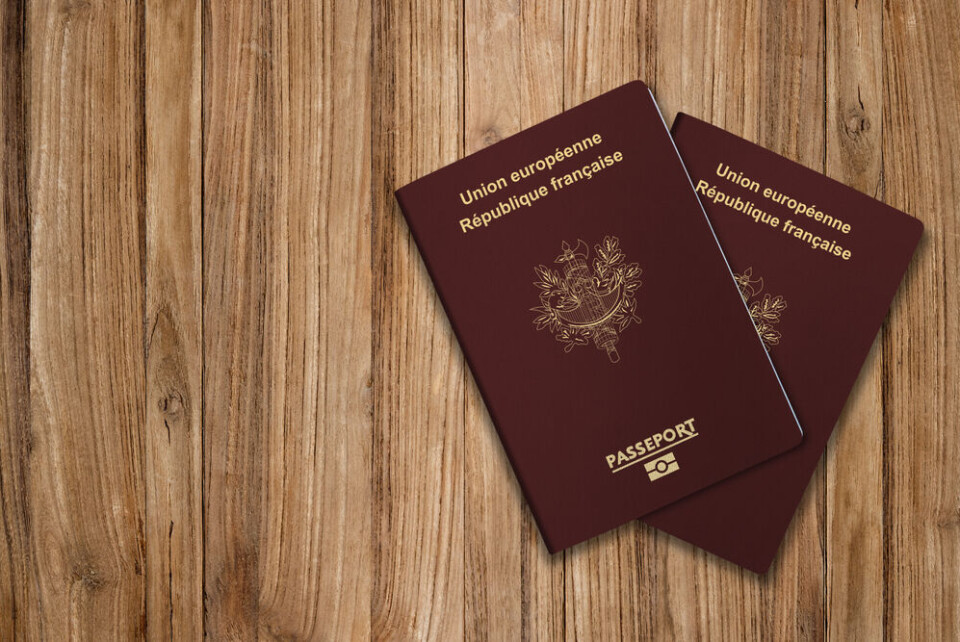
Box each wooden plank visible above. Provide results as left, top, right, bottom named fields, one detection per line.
left=649, top=3, right=766, bottom=641
left=826, top=345, right=883, bottom=640
left=517, top=3, right=567, bottom=641
left=203, top=1, right=373, bottom=638
left=639, top=5, right=704, bottom=639
left=823, top=0, right=885, bottom=639
left=201, top=3, right=269, bottom=633
left=882, top=1, right=960, bottom=639
left=144, top=0, right=203, bottom=637
left=653, top=0, right=760, bottom=134
left=649, top=2, right=828, bottom=639
left=560, top=3, right=652, bottom=640
left=258, top=2, right=373, bottom=638
left=26, top=2, right=146, bottom=638
left=462, top=2, right=523, bottom=640
left=461, top=3, right=567, bottom=640
left=0, top=1, right=33, bottom=638
left=753, top=3, right=828, bottom=640
left=371, top=2, right=464, bottom=640
left=263, top=1, right=373, bottom=637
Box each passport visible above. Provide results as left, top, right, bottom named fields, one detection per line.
left=394, top=82, right=802, bottom=552
left=644, top=113, right=923, bottom=572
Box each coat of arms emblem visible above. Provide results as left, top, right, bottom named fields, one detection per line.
left=733, top=267, right=787, bottom=349
left=531, top=236, right=642, bottom=362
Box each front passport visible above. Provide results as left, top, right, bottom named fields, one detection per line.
left=644, top=113, right=923, bottom=572
left=395, top=82, right=802, bottom=553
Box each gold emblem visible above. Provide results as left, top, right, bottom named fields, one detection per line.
left=734, top=267, right=787, bottom=349
left=531, top=236, right=642, bottom=362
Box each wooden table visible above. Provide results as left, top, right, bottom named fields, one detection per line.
left=1, top=1, right=957, bottom=639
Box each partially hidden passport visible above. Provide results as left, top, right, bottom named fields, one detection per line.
left=643, top=113, right=923, bottom=572
left=395, top=82, right=803, bottom=552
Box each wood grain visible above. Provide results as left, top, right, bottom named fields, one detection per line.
left=651, top=3, right=766, bottom=641
left=754, top=4, right=828, bottom=641
left=145, top=0, right=203, bottom=637
left=27, top=1, right=146, bottom=637
left=372, top=1, right=464, bottom=640
left=0, top=0, right=957, bottom=639
left=883, top=0, right=960, bottom=639
left=561, top=3, right=650, bottom=641
left=649, top=3, right=829, bottom=640
left=0, top=1, right=32, bottom=639
left=825, top=0, right=885, bottom=638
left=462, top=3, right=568, bottom=641
left=517, top=4, right=567, bottom=641
left=201, top=3, right=270, bottom=633
left=463, top=2, right=524, bottom=640
left=203, top=0, right=372, bottom=638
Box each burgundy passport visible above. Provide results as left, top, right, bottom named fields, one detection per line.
left=644, top=113, right=923, bottom=572
left=395, top=82, right=802, bottom=552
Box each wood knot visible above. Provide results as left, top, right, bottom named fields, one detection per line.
left=843, top=110, right=871, bottom=138
left=59, top=0, right=91, bottom=20
left=482, top=127, right=503, bottom=147
left=936, top=506, right=960, bottom=529
left=243, top=41, right=271, bottom=59
left=158, top=390, right=185, bottom=419
left=71, top=561, right=105, bottom=591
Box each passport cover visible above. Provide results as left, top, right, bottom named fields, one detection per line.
left=644, top=113, right=923, bottom=572
left=395, top=82, right=802, bottom=552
